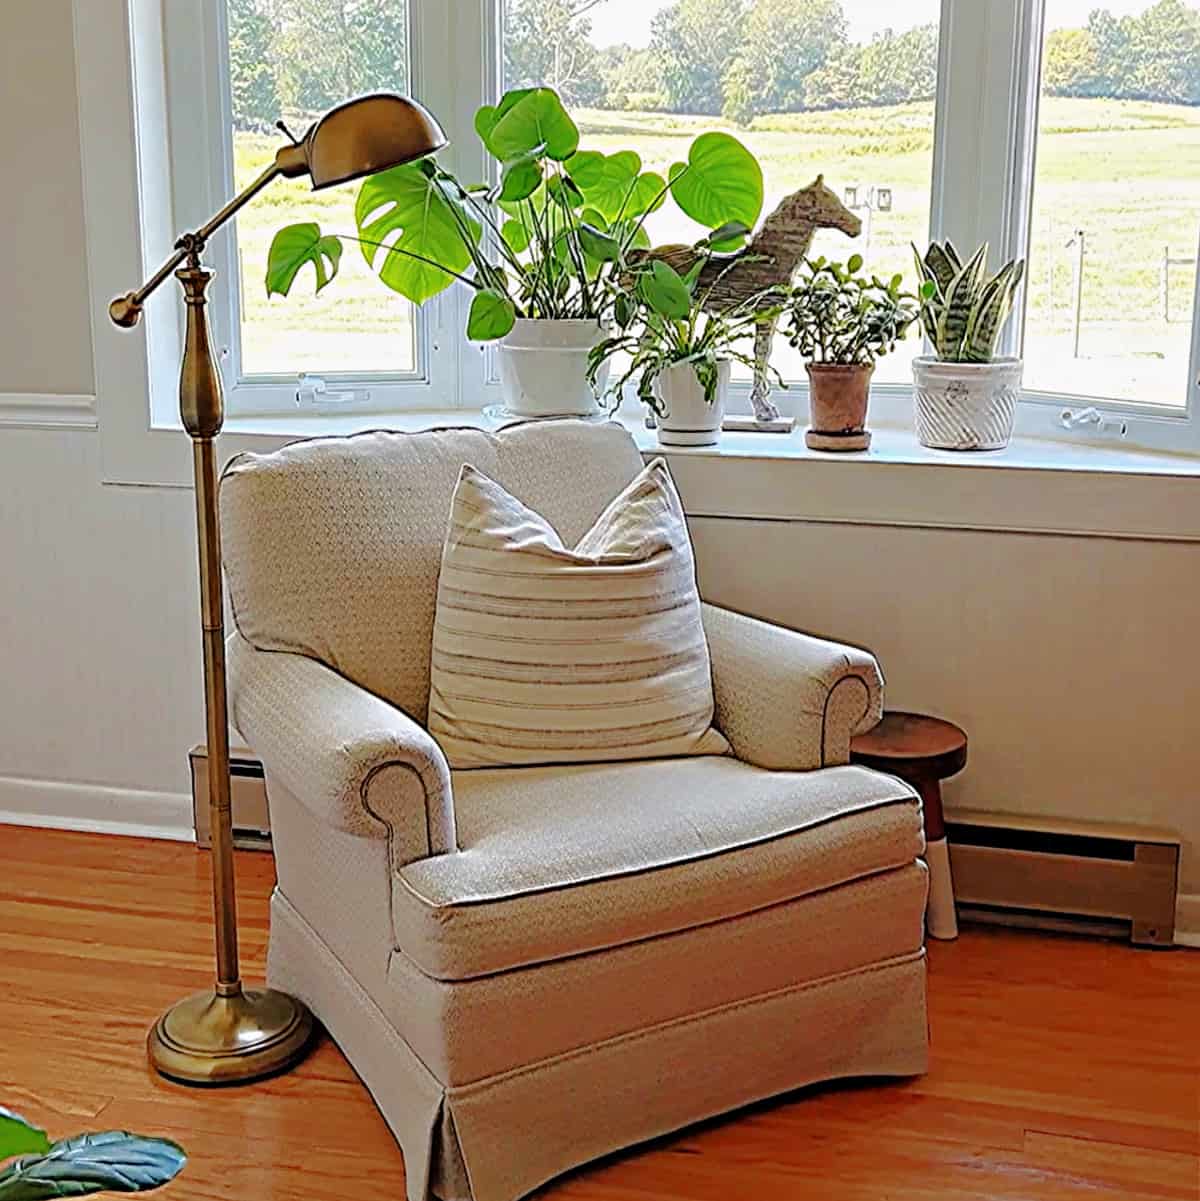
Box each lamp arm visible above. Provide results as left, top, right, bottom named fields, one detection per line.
left=109, top=156, right=292, bottom=328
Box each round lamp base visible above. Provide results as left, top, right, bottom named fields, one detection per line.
left=148, top=987, right=314, bottom=1085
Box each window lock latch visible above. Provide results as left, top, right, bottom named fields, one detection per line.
left=296, top=373, right=370, bottom=408
left=1059, top=406, right=1128, bottom=437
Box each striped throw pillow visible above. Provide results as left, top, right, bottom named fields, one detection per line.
left=427, top=458, right=730, bottom=768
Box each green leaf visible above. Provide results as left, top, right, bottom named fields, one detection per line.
left=500, top=218, right=530, bottom=254
left=578, top=224, right=620, bottom=263
left=669, top=132, right=763, bottom=233
left=486, top=88, right=578, bottom=162
left=638, top=260, right=692, bottom=320
left=355, top=162, right=481, bottom=303
left=0, top=1132, right=185, bottom=1200
left=565, top=151, right=640, bottom=219
left=499, top=148, right=544, bottom=202
left=546, top=174, right=584, bottom=208
left=935, top=244, right=988, bottom=360
left=701, top=220, right=751, bottom=250
left=265, top=223, right=343, bottom=297
left=466, top=289, right=516, bottom=341
left=624, top=172, right=667, bottom=220
left=847, top=253, right=864, bottom=274
left=0, top=1111, right=50, bottom=1162
left=922, top=242, right=960, bottom=293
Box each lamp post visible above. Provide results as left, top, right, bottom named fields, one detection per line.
left=109, top=93, right=446, bottom=1085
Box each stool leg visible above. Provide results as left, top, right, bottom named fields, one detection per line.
left=917, top=779, right=958, bottom=940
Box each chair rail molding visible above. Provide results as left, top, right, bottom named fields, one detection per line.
left=0, top=393, right=98, bottom=430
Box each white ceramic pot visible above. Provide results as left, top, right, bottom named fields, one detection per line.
left=655, top=360, right=730, bottom=447
left=912, top=356, right=1023, bottom=450
left=496, top=319, right=609, bottom=418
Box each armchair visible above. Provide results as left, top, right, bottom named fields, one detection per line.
left=222, top=421, right=928, bottom=1201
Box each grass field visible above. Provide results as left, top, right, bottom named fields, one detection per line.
left=234, top=96, right=1200, bottom=405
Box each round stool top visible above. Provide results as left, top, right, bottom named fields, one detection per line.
left=850, top=711, right=967, bottom=780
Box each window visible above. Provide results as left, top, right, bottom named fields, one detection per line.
left=1023, top=0, right=1200, bottom=412
left=144, top=0, right=1200, bottom=450
left=501, top=0, right=941, bottom=388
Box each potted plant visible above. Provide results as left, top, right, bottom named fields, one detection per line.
left=911, top=241, right=1025, bottom=450
left=266, top=87, right=765, bottom=420
left=781, top=255, right=919, bottom=451
left=588, top=246, right=782, bottom=446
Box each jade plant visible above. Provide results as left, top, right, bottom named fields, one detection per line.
left=266, top=86, right=765, bottom=342
left=782, top=255, right=920, bottom=366
left=587, top=243, right=783, bottom=414
left=0, top=1106, right=185, bottom=1199
left=912, top=241, right=1025, bottom=362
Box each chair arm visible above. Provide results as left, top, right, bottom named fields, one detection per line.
left=227, top=633, right=456, bottom=867
left=701, top=603, right=883, bottom=771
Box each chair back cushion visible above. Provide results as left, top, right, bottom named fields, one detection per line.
left=427, top=458, right=729, bottom=767
left=220, top=421, right=645, bottom=720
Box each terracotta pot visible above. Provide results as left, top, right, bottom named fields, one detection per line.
left=805, top=362, right=874, bottom=451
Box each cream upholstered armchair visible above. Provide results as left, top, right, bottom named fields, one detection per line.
left=221, top=420, right=928, bottom=1201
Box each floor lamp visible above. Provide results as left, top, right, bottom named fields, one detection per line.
left=109, top=93, right=446, bottom=1085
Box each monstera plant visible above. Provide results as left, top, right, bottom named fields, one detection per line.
left=266, top=86, right=764, bottom=416
left=0, top=1107, right=185, bottom=1200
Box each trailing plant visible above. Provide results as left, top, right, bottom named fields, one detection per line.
left=0, top=1106, right=185, bottom=1200
left=912, top=241, right=1025, bottom=363
left=781, top=255, right=919, bottom=366
left=266, top=87, right=766, bottom=343
left=587, top=239, right=783, bottom=415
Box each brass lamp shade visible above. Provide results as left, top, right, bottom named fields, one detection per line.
left=276, top=92, right=447, bottom=189
left=110, top=91, right=447, bottom=1087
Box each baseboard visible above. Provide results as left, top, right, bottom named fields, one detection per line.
left=0, top=774, right=192, bottom=842
left=1175, top=893, right=1200, bottom=947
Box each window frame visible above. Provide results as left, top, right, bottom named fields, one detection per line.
left=141, top=0, right=1200, bottom=451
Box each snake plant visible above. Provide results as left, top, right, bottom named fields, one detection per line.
left=0, top=1106, right=184, bottom=1200
left=912, top=241, right=1024, bottom=363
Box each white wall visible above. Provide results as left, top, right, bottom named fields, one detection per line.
left=2, top=3, right=1198, bottom=924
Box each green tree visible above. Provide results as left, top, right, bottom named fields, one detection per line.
left=721, top=0, right=846, bottom=120
left=651, top=0, right=748, bottom=115
left=1041, top=27, right=1101, bottom=96
left=228, top=0, right=279, bottom=129
left=801, top=43, right=865, bottom=111
left=504, top=0, right=606, bottom=106
left=855, top=23, right=938, bottom=107
left=1125, top=0, right=1200, bottom=103
left=272, top=0, right=408, bottom=115
left=598, top=45, right=668, bottom=110
left=1085, top=8, right=1134, bottom=98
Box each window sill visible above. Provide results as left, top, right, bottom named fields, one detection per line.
left=218, top=407, right=1200, bottom=543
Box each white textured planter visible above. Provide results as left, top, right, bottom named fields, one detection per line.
left=655, top=360, right=730, bottom=447
left=912, top=356, right=1023, bottom=450
left=496, top=319, right=608, bottom=419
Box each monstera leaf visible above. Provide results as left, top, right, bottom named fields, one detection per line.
left=355, top=161, right=481, bottom=303
left=0, top=1131, right=185, bottom=1200
left=669, top=133, right=762, bottom=247
left=565, top=150, right=639, bottom=220
left=265, top=223, right=343, bottom=296
left=478, top=88, right=578, bottom=162
left=0, top=1112, right=49, bottom=1162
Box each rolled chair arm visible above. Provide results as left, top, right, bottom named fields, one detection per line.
left=228, top=633, right=456, bottom=867
left=701, top=603, right=883, bottom=771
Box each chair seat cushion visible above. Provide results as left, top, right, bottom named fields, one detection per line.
left=394, top=758, right=922, bottom=980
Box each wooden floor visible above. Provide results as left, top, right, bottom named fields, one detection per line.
left=1, top=825, right=1197, bottom=1201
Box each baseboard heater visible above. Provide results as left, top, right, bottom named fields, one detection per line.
left=190, top=744, right=272, bottom=851
left=946, top=810, right=1180, bottom=946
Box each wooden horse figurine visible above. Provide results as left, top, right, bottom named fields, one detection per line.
left=633, top=176, right=862, bottom=424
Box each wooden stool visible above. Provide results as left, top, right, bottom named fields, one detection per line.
left=851, top=711, right=968, bottom=940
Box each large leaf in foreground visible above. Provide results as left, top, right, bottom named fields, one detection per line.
left=265, top=223, right=343, bottom=296
left=355, top=162, right=480, bottom=303
left=0, top=1111, right=49, bottom=1162
left=0, top=1131, right=185, bottom=1200
left=669, top=132, right=762, bottom=234
left=485, top=89, right=578, bottom=162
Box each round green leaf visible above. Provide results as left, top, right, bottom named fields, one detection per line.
left=638, top=260, right=692, bottom=320
left=669, top=132, right=763, bottom=233
left=579, top=224, right=620, bottom=263
left=501, top=218, right=530, bottom=254
left=566, top=150, right=641, bottom=220
left=467, top=289, right=516, bottom=341
left=546, top=174, right=584, bottom=208
left=848, top=253, right=864, bottom=273
left=487, top=88, right=579, bottom=162
left=355, top=162, right=480, bottom=303
left=625, top=172, right=667, bottom=219
left=499, top=150, right=543, bottom=203
left=265, top=223, right=343, bottom=297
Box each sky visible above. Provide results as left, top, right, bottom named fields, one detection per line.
left=584, top=0, right=1170, bottom=49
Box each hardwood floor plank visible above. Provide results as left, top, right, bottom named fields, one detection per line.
left=2, top=824, right=1196, bottom=1201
